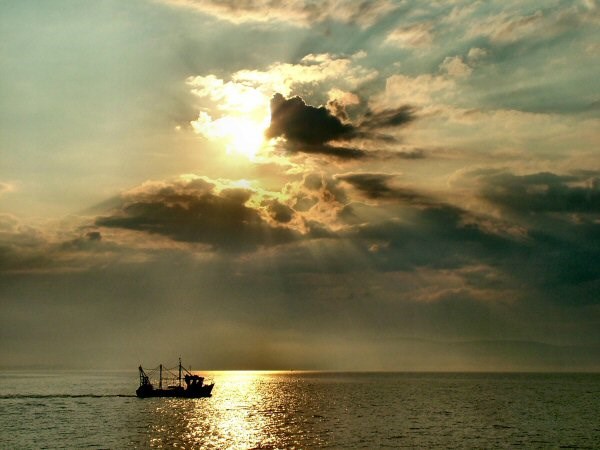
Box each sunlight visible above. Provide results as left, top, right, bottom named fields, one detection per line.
left=192, top=112, right=269, bottom=161
left=186, top=371, right=276, bottom=448
left=220, top=116, right=266, bottom=160
left=189, top=79, right=273, bottom=162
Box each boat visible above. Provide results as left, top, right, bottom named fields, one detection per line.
left=136, top=358, right=214, bottom=398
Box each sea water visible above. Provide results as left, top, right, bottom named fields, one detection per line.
left=1, top=371, right=598, bottom=448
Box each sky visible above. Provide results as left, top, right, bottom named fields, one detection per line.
left=1, top=0, right=599, bottom=371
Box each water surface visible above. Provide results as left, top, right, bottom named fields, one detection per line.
left=1, top=371, right=599, bottom=448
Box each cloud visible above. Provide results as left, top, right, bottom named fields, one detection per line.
left=0, top=182, right=15, bottom=196
left=187, top=74, right=266, bottom=113
left=473, top=10, right=545, bottom=43
left=95, top=176, right=300, bottom=252
left=336, top=172, right=427, bottom=203
left=186, top=54, right=380, bottom=159
left=384, top=147, right=426, bottom=159
left=359, top=106, right=415, bottom=129
left=0, top=215, right=48, bottom=272
left=4, top=0, right=600, bottom=372
left=329, top=172, right=525, bottom=265
left=326, top=88, right=360, bottom=122
left=465, top=169, right=600, bottom=213
left=85, top=169, right=600, bottom=310
left=467, top=47, right=488, bottom=62
left=162, top=0, right=397, bottom=28
left=263, top=199, right=294, bottom=223
left=186, top=55, right=416, bottom=161
left=280, top=142, right=369, bottom=160
left=340, top=198, right=598, bottom=307
left=370, top=70, right=597, bottom=157
left=384, top=22, right=434, bottom=48
left=266, top=93, right=416, bottom=159
left=4, top=166, right=600, bottom=371
left=342, top=202, right=520, bottom=274
left=445, top=167, right=600, bottom=300
left=187, top=53, right=377, bottom=111
left=266, top=93, right=356, bottom=145
left=370, top=74, right=455, bottom=111
left=0, top=214, right=115, bottom=274
left=232, top=52, right=378, bottom=97
left=439, top=56, right=472, bottom=78
left=283, top=145, right=424, bottom=161
left=468, top=5, right=599, bottom=44
left=330, top=171, right=596, bottom=302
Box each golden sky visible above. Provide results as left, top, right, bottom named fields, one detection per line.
left=1, top=0, right=599, bottom=370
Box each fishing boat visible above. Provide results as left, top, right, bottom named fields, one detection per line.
left=136, top=358, right=214, bottom=398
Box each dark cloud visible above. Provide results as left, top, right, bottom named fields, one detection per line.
left=338, top=172, right=396, bottom=198
left=3, top=171, right=600, bottom=369
left=283, top=141, right=369, bottom=160
left=0, top=216, right=116, bottom=274
left=266, top=93, right=356, bottom=145
left=346, top=204, right=516, bottom=272
left=88, top=172, right=600, bottom=308
left=461, top=169, right=600, bottom=217
left=95, top=179, right=299, bottom=252
left=333, top=171, right=600, bottom=305
left=86, top=231, right=102, bottom=241
left=305, top=172, right=528, bottom=275
left=264, top=199, right=295, bottom=223
left=326, top=98, right=351, bottom=122
left=0, top=215, right=70, bottom=273
left=292, top=194, right=318, bottom=212
left=283, top=143, right=425, bottom=161
left=59, top=230, right=105, bottom=252
left=385, top=148, right=425, bottom=159
left=467, top=170, right=600, bottom=213
left=266, top=93, right=416, bottom=159
left=303, top=173, right=325, bottom=191
left=309, top=170, right=599, bottom=305
left=359, top=106, right=415, bottom=129
left=337, top=172, right=426, bottom=203
left=303, top=172, right=348, bottom=205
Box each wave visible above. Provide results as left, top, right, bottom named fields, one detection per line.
left=0, top=394, right=136, bottom=399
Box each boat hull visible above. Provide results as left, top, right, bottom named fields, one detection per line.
left=136, top=384, right=214, bottom=398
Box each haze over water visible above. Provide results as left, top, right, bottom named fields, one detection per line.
left=1, top=370, right=599, bottom=448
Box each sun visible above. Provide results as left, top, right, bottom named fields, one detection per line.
left=190, top=86, right=272, bottom=161
left=217, top=115, right=268, bottom=160
left=192, top=112, right=268, bottom=161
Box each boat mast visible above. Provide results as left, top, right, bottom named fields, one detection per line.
left=138, top=366, right=147, bottom=386
left=178, top=357, right=182, bottom=387
left=159, top=364, right=163, bottom=390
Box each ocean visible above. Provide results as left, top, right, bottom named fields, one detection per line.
left=1, top=371, right=598, bottom=448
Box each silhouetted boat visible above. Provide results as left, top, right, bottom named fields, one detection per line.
left=136, top=358, right=214, bottom=398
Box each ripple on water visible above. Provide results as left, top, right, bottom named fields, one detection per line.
left=0, top=371, right=599, bottom=448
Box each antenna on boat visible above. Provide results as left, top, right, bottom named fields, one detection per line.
left=178, top=357, right=182, bottom=387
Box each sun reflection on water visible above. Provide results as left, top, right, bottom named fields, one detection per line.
left=194, top=371, right=272, bottom=449
left=142, top=371, right=295, bottom=449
